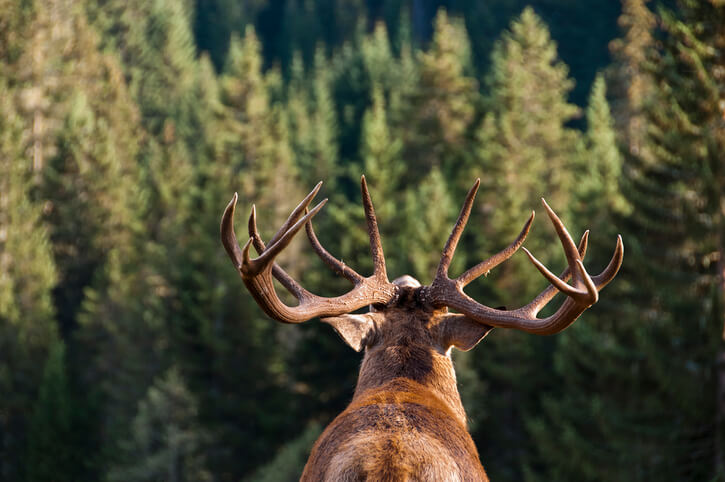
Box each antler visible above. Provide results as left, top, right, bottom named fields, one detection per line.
left=427, top=179, right=623, bottom=335
left=221, top=177, right=397, bottom=324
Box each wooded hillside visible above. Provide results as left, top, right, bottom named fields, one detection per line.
left=0, top=1, right=723, bottom=480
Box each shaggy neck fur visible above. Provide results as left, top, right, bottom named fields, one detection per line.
left=352, top=287, right=468, bottom=428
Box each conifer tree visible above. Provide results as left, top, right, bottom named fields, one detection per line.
left=402, top=9, right=477, bottom=186
left=523, top=76, right=632, bottom=482
left=530, top=2, right=723, bottom=480
left=358, top=85, right=403, bottom=261
left=108, top=367, right=212, bottom=482
left=608, top=0, right=656, bottom=156
left=360, top=87, right=403, bottom=202
left=308, top=47, right=339, bottom=183
left=361, top=23, right=396, bottom=91
left=168, top=25, right=306, bottom=479
left=572, top=75, right=630, bottom=230
left=41, top=86, right=143, bottom=335
left=243, top=423, right=323, bottom=482
left=475, top=6, right=580, bottom=291
left=84, top=0, right=201, bottom=235
left=467, top=10, right=581, bottom=481
left=282, top=84, right=398, bottom=434
left=287, top=46, right=338, bottom=188
left=221, top=27, right=300, bottom=218
left=22, top=5, right=152, bottom=476
left=0, top=79, right=59, bottom=481
left=615, top=1, right=725, bottom=479
left=398, top=168, right=457, bottom=280
left=89, top=0, right=199, bottom=137
left=360, top=21, right=418, bottom=169
left=25, top=341, right=84, bottom=481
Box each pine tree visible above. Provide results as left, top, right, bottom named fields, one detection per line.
left=243, top=423, right=323, bottom=482
left=397, top=168, right=457, bottom=280
left=360, top=87, right=403, bottom=185
left=361, top=22, right=395, bottom=91
left=608, top=0, right=656, bottom=156
left=287, top=46, right=338, bottom=188
left=108, top=367, right=212, bottom=482
left=475, top=6, right=581, bottom=294
left=615, top=1, right=725, bottom=479
left=88, top=0, right=199, bottom=137
left=523, top=76, right=633, bottom=482
left=0, top=78, right=59, bottom=481
left=359, top=85, right=403, bottom=264
left=159, top=24, right=307, bottom=479
left=22, top=5, right=151, bottom=476
left=25, top=341, right=81, bottom=481
left=466, top=10, right=582, bottom=482
left=529, top=2, right=724, bottom=480
left=402, top=9, right=477, bottom=186
left=572, top=75, right=630, bottom=230
left=41, top=85, right=143, bottom=335
left=221, top=27, right=300, bottom=219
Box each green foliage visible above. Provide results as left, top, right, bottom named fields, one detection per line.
left=26, top=341, right=89, bottom=481
left=474, top=7, right=581, bottom=304
left=528, top=2, right=725, bottom=481
left=0, top=1, right=721, bottom=480
left=573, top=75, right=630, bottom=227
left=608, top=0, right=656, bottom=154
left=402, top=9, right=477, bottom=185
left=244, top=423, right=323, bottom=482
left=108, top=367, right=212, bottom=482
left=0, top=77, right=59, bottom=482
left=616, top=1, right=725, bottom=478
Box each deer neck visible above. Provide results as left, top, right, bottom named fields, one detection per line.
left=351, top=342, right=468, bottom=427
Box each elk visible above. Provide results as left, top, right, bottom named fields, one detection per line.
left=221, top=177, right=623, bottom=481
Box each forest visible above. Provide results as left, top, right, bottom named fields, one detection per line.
left=0, top=0, right=723, bottom=480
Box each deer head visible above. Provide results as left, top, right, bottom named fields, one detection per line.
left=221, top=177, right=623, bottom=480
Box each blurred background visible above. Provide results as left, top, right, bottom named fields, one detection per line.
left=0, top=0, right=723, bottom=480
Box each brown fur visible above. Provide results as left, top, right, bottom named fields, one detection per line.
left=301, top=285, right=490, bottom=481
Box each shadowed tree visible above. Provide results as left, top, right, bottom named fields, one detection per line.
left=615, top=1, right=725, bottom=479
left=108, top=367, right=212, bottom=482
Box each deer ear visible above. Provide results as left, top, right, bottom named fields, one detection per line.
left=435, top=314, right=494, bottom=352
left=321, top=314, right=378, bottom=352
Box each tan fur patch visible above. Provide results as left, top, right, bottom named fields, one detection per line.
left=301, top=379, right=488, bottom=481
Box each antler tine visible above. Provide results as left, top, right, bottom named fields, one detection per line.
left=305, top=210, right=365, bottom=284
left=457, top=210, right=534, bottom=287
left=540, top=198, right=586, bottom=282
left=266, top=181, right=323, bottom=247
left=520, top=201, right=598, bottom=306
left=361, top=175, right=388, bottom=280
left=221, top=193, right=245, bottom=269
left=592, top=235, right=624, bottom=287
left=243, top=200, right=327, bottom=276
left=523, top=231, right=589, bottom=314
left=436, top=179, right=480, bottom=279
left=248, top=204, right=314, bottom=300
left=522, top=247, right=587, bottom=299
